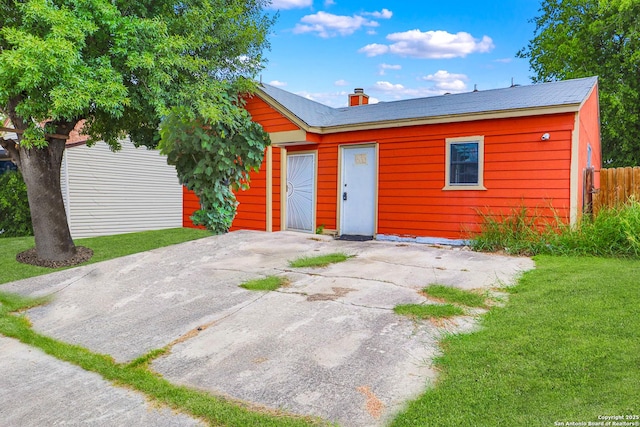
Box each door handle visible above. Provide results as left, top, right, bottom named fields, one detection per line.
left=343, top=192, right=347, bottom=201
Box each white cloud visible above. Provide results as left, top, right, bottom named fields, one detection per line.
left=373, top=81, right=406, bottom=92
left=422, top=70, right=468, bottom=92
left=269, top=0, right=312, bottom=9
left=359, top=43, right=389, bottom=56
left=269, top=80, right=288, bottom=87
left=324, top=0, right=336, bottom=6
left=494, top=57, right=513, bottom=63
left=293, top=12, right=380, bottom=38
left=360, top=29, right=494, bottom=59
left=283, top=71, right=467, bottom=108
left=296, top=90, right=348, bottom=107
left=363, top=9, right=393, bottom=19
left=378, top=63, right=401, bottom=75
left=369, top=74, right=471, bottom=100
left=370, top=81, right=432, bottom=98
left=292, top=9, right=395, bottom=38
left=292, top=89, right=379, bottom=108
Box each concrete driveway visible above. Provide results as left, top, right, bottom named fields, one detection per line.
left=0, top=230, right=534, bottom=426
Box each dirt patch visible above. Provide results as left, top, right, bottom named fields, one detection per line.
left=16, top=246, right=93, bottom=268
left=356, top=385, right=384, bottom=419
left=306, top=287, right=354, bottom=302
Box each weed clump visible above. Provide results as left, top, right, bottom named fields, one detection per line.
left=471, top=198, right=640, bottom=258
left=240, top=276, right=288, bottom=291
left=289, top=252, right=351, bottom=268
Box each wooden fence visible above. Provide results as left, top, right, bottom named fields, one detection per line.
left=592, top=166, right=640, bottom=214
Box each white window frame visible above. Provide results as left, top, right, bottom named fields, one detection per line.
left=443, top=136, right=486, bottom=191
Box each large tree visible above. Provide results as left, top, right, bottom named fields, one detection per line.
left=0, top=0, right=273, bottom=262
left=518, top=0, right=640, bottom=166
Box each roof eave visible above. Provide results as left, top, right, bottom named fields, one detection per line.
left=307, top=103, right=583, bottom=134
left=255, top=88, right=316, bottom=131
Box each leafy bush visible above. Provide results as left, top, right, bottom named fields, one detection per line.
left=0, top=171, right=33, bottom=237
left=471, top=199, right=640, bottom=258
left=159, top=98, right=270, bottom=235
left=191, top=200, right=237, bottom=235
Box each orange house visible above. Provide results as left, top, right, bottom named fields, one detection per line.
left=184, top=76, right=601, bottom=244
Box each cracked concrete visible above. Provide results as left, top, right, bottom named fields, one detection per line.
left=2, top=230, right=534, bottom=426
left=0, top=336, right=205, bottom=427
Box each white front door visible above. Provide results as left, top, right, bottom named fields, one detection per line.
left=340, top=145, right=376, bottom=236
left=286, top=153, right=315, bottom=232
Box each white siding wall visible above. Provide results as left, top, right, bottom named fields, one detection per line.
left=61, top=139, right=182, bottom=238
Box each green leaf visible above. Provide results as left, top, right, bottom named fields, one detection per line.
left=160, top=99, right=270, bottom=233
left=518, top=0, right=640, bottom=165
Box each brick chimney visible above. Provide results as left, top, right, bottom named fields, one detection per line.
left=348, top=88, right=369, bottom=106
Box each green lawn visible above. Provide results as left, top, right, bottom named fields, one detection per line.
left=2, top=231, right=637, bottom=426
left=391, top=256, right=640, bottom=426
left=0, top=228, right=212, bottom=285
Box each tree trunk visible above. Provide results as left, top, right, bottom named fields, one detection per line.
left=19, top=138, right=76, bottom=261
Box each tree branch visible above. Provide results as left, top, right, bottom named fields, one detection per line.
left=0, top=126, right=71, bottom=140
left=0, top=137, right=21, bottom=169
left=5, top=95, right=28, bottom=134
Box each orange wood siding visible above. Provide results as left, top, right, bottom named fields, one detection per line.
left=578, top=85, right=602, bottom=197
left=282, top=113, right=578, bottom=240
left=244, top=95, right=299, bottom=133
left=182, top=187, right=203, bottom=229
left=230, top=150, right=269, bottom=231
left=374, top=114, right=575, bottom=238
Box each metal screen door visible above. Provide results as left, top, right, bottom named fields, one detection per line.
left=286, top=153, right=315, bottom=232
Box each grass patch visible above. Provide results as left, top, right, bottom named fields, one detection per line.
left=422, top=284, right=487, bottom=308
left=288, top=252, right=351, bottom=268
left=126, top=348, right=169, bottom=369
left=240, top=276, right=288, bottom=291
left=0, top=291, right=324, bottom=426
left=391, top=256, right=640, bottom=426
left=0, top=292, right=50, bottom=315
left=0, top=228, right=212, bottom=285
left=394, top=303, right=464, bottom=319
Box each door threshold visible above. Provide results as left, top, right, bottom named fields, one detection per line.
left=336, top=235, right=374, bottom=241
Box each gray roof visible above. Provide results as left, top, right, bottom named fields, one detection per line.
left=258, top=76, right=598, bottom=129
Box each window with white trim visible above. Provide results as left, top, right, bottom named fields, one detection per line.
left=444, top=136, right=486, bottom=190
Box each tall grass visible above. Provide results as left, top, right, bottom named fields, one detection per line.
left=472, top=198, right=640, bottom=257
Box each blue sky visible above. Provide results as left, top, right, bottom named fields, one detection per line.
left=261, top=0, right=542, bottom=107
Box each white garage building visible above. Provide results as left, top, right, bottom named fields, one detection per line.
left=61, top=139, right=183, bottom=238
